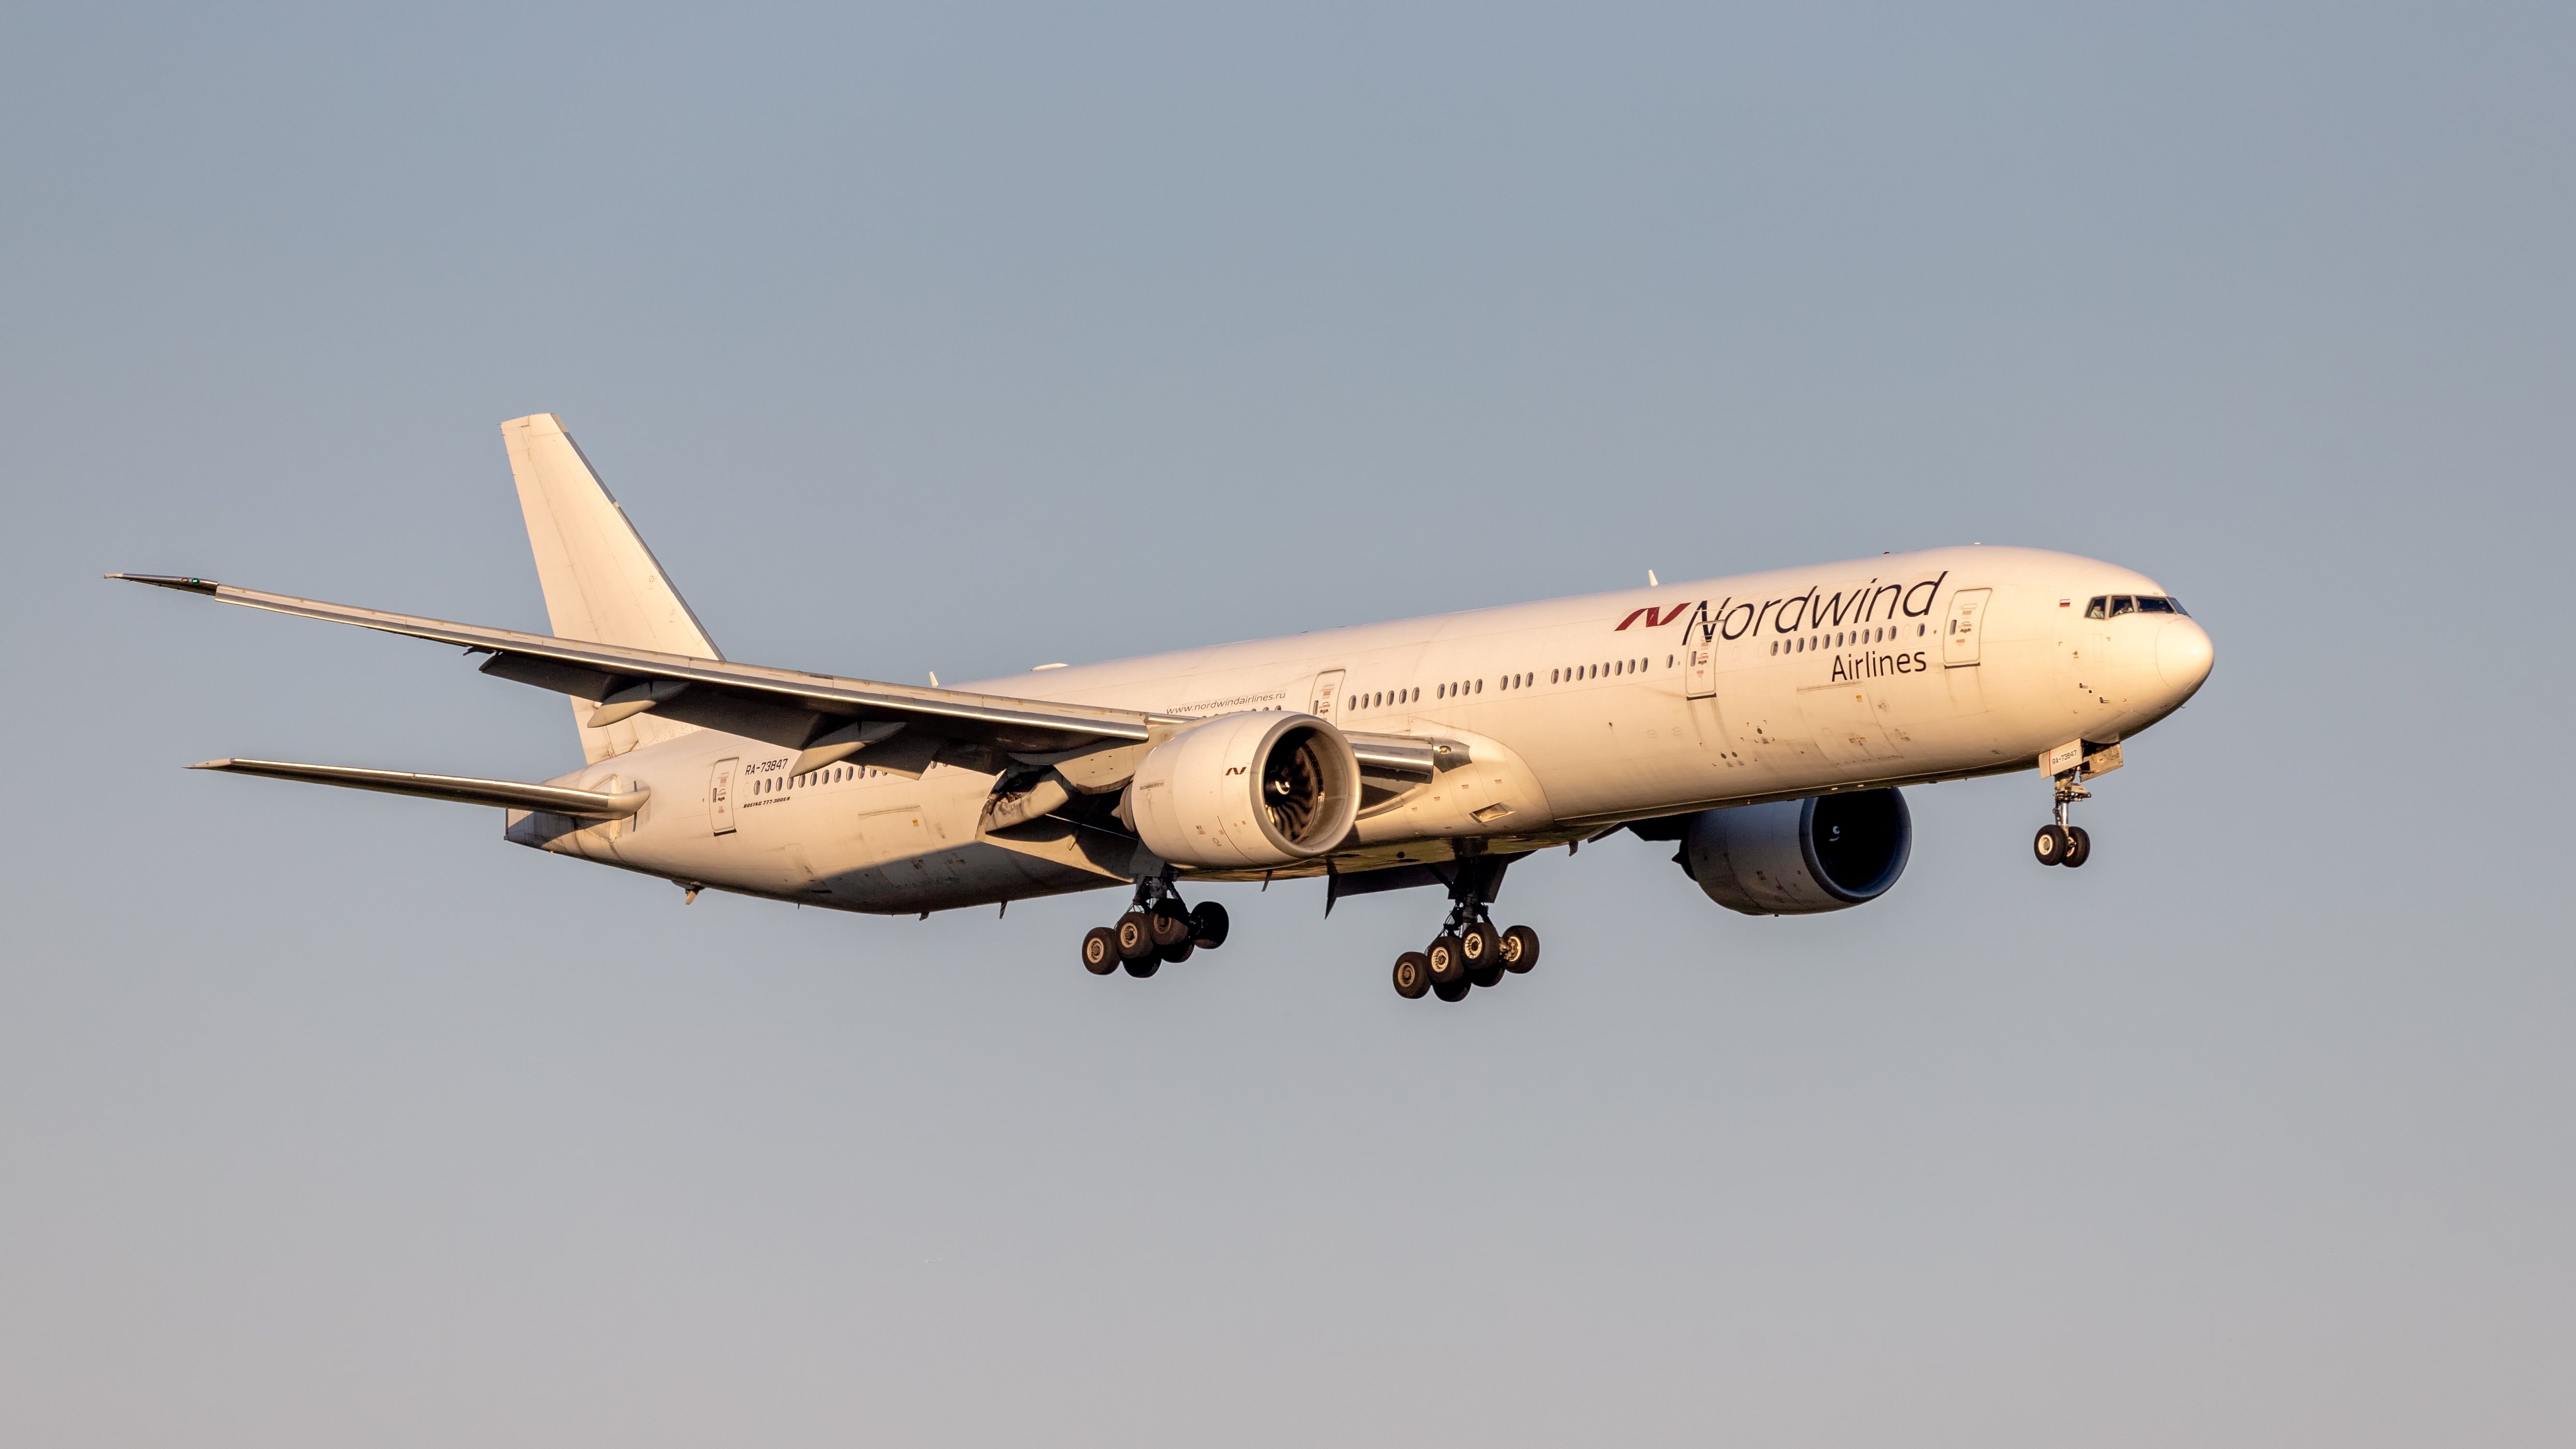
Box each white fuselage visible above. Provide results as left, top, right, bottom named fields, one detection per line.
left=515, top=545, right=2213, bottom=913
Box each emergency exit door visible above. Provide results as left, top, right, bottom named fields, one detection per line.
left=1942, top=589, right=1993, bottom=667
left=1309, top=669, right=1347, bottom=719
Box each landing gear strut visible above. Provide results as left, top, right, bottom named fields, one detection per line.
left=1391, top=849, right=1540, bottom=1002
left=2034, top=764, right=2094, bottom=868
left=1081, top=872, right=1229, bottom=978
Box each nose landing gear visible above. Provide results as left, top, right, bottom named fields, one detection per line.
left=1081, top=874, right=1229, bottom=978
left=2035, top=741, right=2112, bottom=868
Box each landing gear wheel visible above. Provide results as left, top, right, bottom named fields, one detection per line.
left=1115, top=911, right=1156, bottom=959
left=1426, top=934, right=1467, bottom=987
left=1467, top=959, right=1505, bottom=990
left=1123, top=954, right=1161, bottom=979
left=1392, top=952, right=1431, bottom=999
left=1431, top=979, right=1471, bottom=1003
left=1157, top=938, right=1195, bottom=965
left=1459, top=922, right=1500, bottom=970
left=2034, top=824, right=2069, bottom=866
left=1146, top=909, right=1192, bottom=952
left=1498, top=925, right=1540, bottom=974
left=2062, top=825, right=2092, bottom=868
left=1188, top=901, right=1230, bottom=949
left=1081, top=926, right=1121, bottom=975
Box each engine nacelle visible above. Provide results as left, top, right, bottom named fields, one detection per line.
left=1682, top=788, right=1912, bottom=916
left=1129, top=712, right=1362, bottom=869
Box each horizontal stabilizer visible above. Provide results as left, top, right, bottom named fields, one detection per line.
left=189, top=758, right=649, bottom=818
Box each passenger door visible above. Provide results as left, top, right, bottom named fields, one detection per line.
left=1942, top=588, right=1993, bottom=667
left=708, top=756, right=739, bottom=835
left=1684, top=645, right=1715, bottom=699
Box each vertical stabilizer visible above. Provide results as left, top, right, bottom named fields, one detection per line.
left=500, top=413, right=721, bottom=761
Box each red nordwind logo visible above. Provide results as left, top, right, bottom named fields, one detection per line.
left=1614, top=601, right=1692, bottom=631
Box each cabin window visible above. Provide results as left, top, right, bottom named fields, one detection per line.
left=2136, top=596, right=2175, bottom=614
left=2086, top=597, right=2107, bottom=619
left=2109, top=596, right=2136, bottom=616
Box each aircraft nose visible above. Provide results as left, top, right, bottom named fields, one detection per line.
left=2157, top=616, right=2214, bottom=697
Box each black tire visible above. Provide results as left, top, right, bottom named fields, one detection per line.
left=1467, top=960, right=1505, bottom=990
left=1426, top=934, right=1467, bottom=987
left=2063, top=825, right=2092, bottom=868
left=2034, top=824, right=2068, bottom=866
left=1459, top=921, right=1500, bottom=969
left=1158, top=938, right=1196, bottom=965
left=1392, top=952, right=1432, bottom=999
left=1432, top=979, right=1471, bottom=1003
left=1115, top=911, right=1155, bottom=960
left=1081, top=926, right=1121, bottom=975
left=1124, top=954, right=1161, bottom=979
left=1147, top=908, right=1192, bottom=950
left=1499, top=925, right=1540, bottom=974
left=1189, top=901, right=1231, bottom=950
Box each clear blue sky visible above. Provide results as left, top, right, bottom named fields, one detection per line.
left=4, top=4, right=2571, bottom=1444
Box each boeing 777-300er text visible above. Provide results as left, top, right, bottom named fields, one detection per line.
left=119, top=414, right=2215, bottom=1001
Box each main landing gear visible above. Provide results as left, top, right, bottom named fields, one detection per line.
left=1080, top=875, right=1230, bottom=978
left=2034, top=764, right=2094, bottom=869
left=1390, top=852, right=1539, bottom=1002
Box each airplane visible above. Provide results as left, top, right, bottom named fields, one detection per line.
left=117, top=413, right=2215, bottom=1002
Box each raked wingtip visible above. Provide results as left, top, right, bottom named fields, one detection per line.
left=110, top=573, right=223, bottom=593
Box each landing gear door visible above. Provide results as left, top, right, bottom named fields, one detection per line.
left=1943, top=588, right=1993, bottom=667
left=1309, top=669, right=1348, bottom=720
left=1684, top=645, right=1716, bottom=699
left=708, top=755, right=740, bottom=835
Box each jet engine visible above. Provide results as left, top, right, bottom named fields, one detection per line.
left=1679, top=788, right=1911, bottom=915
left=1129, top=712, right=1362, bottom=869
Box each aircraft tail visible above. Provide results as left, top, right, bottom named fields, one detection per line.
left=500, top=413, right=721, bottom=762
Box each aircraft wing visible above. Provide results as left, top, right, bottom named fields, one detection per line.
left=114, top=575, right=1452, bottom=776
left=191, top=759, right=649, bottom=816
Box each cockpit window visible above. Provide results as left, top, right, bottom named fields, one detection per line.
left=2091, top=593, right=2187, bottom=619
